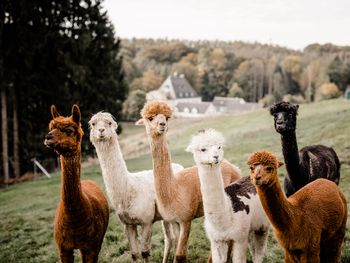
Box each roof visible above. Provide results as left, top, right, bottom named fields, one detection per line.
left=159, top=73, right=199, bottom=100
left=212, top=96, right=261, bottom=112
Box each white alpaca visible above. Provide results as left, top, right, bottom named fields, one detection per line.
left=186, top=129, right=270, bottom=263
left=89, top=112, right=183, bottom=263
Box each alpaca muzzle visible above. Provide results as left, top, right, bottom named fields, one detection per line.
left=44, top=133, right=56, bottom=148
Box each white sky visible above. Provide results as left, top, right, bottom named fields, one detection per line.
left=103, top=0, right=350, bottom=50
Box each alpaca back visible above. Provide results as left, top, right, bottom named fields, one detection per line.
left=299, top=145, right=340, bottom=184
left=288, top=178, right=346, bottom=235
left=225, top=176, right=269, bottom=232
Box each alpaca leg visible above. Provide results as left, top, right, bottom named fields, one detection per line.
left=59, top=248, right=74, bottom=263
left=171, top=222, right=180, bottom=245
left=162, top=221, right=174, bottom=263
left=80, top=249, right=99, bottom=263
left=125, top=224, right=140, bottom=262
left=174, top=221, right=192, bottom=263
left=251, top=230, right=269, bottom=263
left=140, top=223, right=153, bottom=262
left=321, top=232, right=345, bottom=263
left=210, top=240, right=229, bottom=263
left=231, top=240, right=248, bottom=263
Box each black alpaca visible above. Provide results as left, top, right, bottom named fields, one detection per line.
left=270, top=101, right=340, bottom=197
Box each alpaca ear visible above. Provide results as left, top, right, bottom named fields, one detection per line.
left=72, top=104, right=81, bottom=124
left=135, top=119, right=144, bottom=126
left=278, top=160, right=284, bottom=167
left=185, top=145, right=194, bottom=153
left=51, top=105, right=60, bottom=119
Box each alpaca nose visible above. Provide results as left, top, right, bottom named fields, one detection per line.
left=213, top=155, right=219, bottom=160
left=99, top=128, right=105, bottom=133
left=159, top=122, right=166, bottom=127
left=276, top=117, right=284, bottom=125
left=45, top=133, right=53, bottom=140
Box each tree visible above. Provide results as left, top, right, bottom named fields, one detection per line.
left=228, top=82, right=244, bottom=98
left=328, top=56, right=350, bottom=92
left=0, top=0, right=127, bottom=177
left=234, top=59, right=265, bottom=102
left=129, top=70, right=163, bottom=92
left=281, top=55, right=302, bottom=95
left=122, top=89, right=146, bottom=121
left=1, top=89, right=9, bottom=184
left=316, top=83, right=341, bottom=101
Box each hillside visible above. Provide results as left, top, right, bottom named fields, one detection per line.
left=0, top=99, right=349, bottom=262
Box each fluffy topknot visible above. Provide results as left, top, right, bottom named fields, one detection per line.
left=188, top=129, right=225, bottom=150
left=270, top=101, right=299, bottom=116
left=247, top=151, right=279, bottom=167
left=89, top=112, right=117, bottom=128
left=141, top=101, right=173, bottom=119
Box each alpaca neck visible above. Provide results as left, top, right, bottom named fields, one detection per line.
left=150, top=134, right=175, bottom=205
left=256, top=178, right=293, bottom=231
left=94, top=136, right=129, bottom=202
left=197, top=164, right=231, bottom=220
left=60, top=150, right=85, bottom=211
left=280, top=131, right=304, bottom=186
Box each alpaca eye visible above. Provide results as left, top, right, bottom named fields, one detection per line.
left=92, top=123, right=95, bottom=126
left=266, top=167, right=273, bottom=172
left=108, top=122, right=112, bottom=126
left=249, top=166, right=254, bottom=172
left=148, top=117, right=153, bottom=121
left=65, top=128, right=74, bottom=135
left=218, top=146, right=221, bottom=150
left=166, top=117, right=170, bottom=121
left=201, top=148, right=206, bottom=152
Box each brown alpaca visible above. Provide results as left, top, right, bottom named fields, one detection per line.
left=44, top=105, right=109, bottom=263
left=248, top=151, right=347, bottom=263
left=137, top=101, right=241, bottom=262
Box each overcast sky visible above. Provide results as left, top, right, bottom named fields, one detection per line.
left=103, top=0, right=350, bottom=50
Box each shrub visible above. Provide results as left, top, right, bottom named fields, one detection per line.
left=316, top=83, right=341, bottom=101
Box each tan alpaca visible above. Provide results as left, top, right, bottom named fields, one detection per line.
left=248, top=151, right=347, bottom=263
left=136, top=101, right=241, bottom=262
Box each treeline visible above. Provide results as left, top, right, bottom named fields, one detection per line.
left=121, top=39, right=350, bottom=107
left=0, top=0, right=127, bottom=183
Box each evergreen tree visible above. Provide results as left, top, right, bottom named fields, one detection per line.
left=0, top=0, right=127, bottom=177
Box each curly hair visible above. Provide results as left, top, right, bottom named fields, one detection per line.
left=141, top=101, right=173, bottom=119
left=269, top=101, right=299, bottom=116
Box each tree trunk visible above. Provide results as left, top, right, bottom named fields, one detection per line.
left=12, top=89, right=20, bottom=178
left=1, top=89, right=9, bottom=184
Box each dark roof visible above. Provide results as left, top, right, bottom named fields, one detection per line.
left=170, top=75, right=198, bottom=98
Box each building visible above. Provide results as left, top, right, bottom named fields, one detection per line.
left=146, top=72, right=201, bottom=106
left=147, top=73, right=261, bottom=117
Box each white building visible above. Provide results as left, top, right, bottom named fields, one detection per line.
left=147, top=73, right=261, bottom=117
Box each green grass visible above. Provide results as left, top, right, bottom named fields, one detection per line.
left=1, top=98, right=350, bottom=262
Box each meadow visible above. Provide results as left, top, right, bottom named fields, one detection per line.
left=0, top=99, right=349, bottom=262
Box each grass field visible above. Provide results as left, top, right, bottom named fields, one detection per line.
left=0, top=99, right=349, bottom=262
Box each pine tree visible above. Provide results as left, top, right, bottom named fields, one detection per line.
left=0, top=0, right=127, bottom=178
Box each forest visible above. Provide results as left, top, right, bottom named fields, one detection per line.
left=121, top=38, right=350, bottom=108
left=1, top=0, right=350, bottom=183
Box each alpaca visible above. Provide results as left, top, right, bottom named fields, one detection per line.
left=44, top=105, right=109, bottom=263
left=270, top=101, right=340, bottom=197
left=186, top=129, right=270, bottom=263
left=89, top=112, right=184, bottom=263
left=248, top=150, right=347, bottom=263
left=136, top=101, right=242, bottom=262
